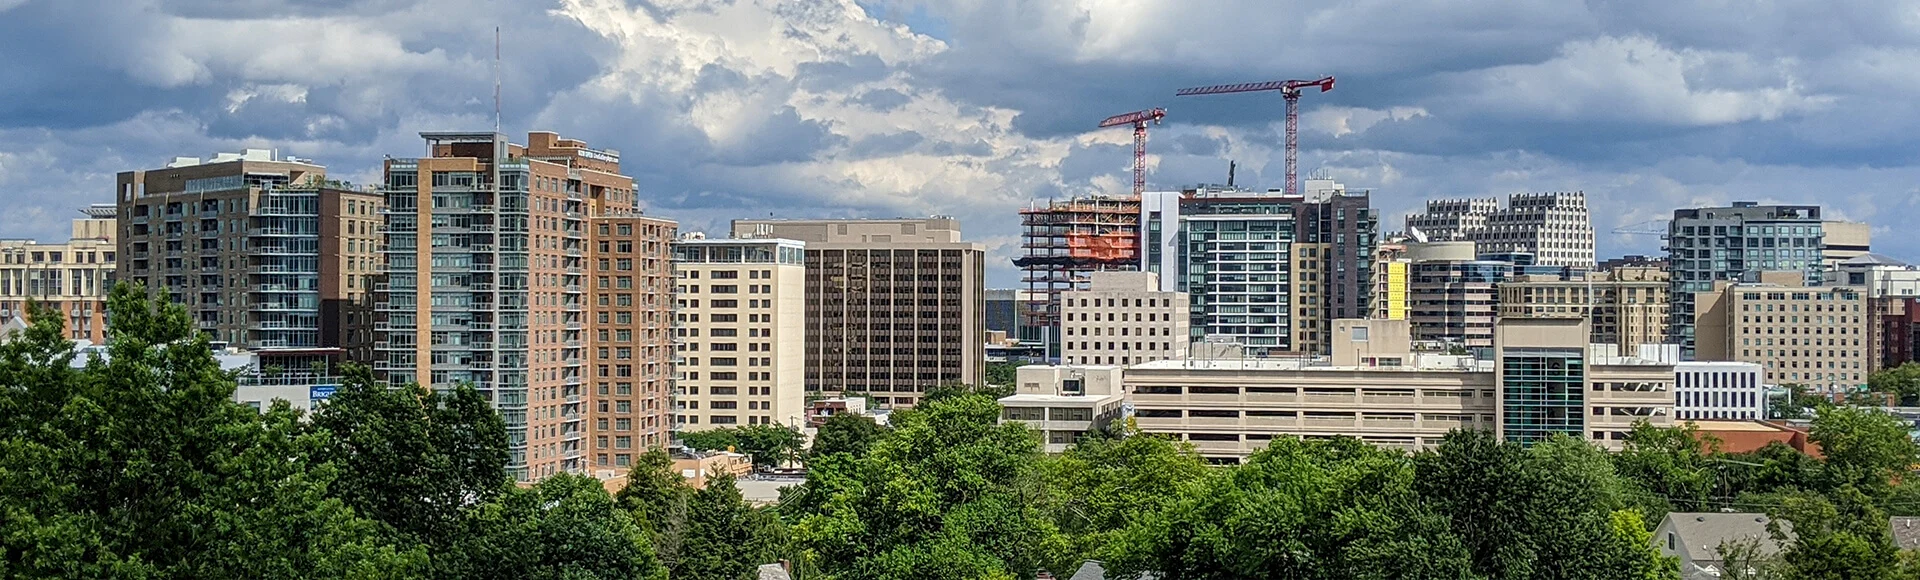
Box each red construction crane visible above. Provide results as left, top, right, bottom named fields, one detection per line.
left=1176, top=76, right=1334, bottom=196
left=1097, top=107, right=1166, bottom=197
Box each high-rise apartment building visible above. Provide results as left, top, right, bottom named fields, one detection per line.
left=0, top=205, right=117, bottom=343
left=588, top=212, right=678, bottom=470
left=1666, top=202, right=1870, bottom=358
left=1284, top=179, right=1378, bottom=354
left=377, top=131, right=674, bottom=480
left=731, top=218, right=985, bottom=407
left=1404, top=192, right=1594, bottom=270
left=1497, top=266, right=1670, bottom=354
left=1691, top=272, right=1870, bottom=391
left=670, top=237, right=807, bottom=431
left=1060, top=272, right=1188, bottom=366
left=1139, top=179, right=1376, bottom=355
left=116, top=150, right=383, bottom=352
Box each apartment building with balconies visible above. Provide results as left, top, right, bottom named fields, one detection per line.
left=376, top=131, right=673, bottom=481
left=116, top=150, right=382, bottom=354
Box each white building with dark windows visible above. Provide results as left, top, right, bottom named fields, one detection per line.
left=1674, top=361, right=1766, bottom=420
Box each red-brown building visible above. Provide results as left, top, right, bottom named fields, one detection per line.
left=1686, top=420, right=1822, bottom=457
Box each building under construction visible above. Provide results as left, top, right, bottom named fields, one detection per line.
left=1015, top=195, right=1142, bottom=355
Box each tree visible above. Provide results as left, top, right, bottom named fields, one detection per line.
left=1770, top=383, right=1818, bottom=420
left=0, top=284, right=426, bottom=577
left=922, top=381, right=1015, bottom=403
left=1107, top=436, right=1478, bottom=580
left=1868, top=363, right=1920, bottom=406
left=1612, top=422, right=1720, bottom=521
left=308, top=366, right=511, bottom=545
left=1761, top=487, right=1901, bottom=580
left=985, top=362, right=1019, bottom=387
left=617, top=449, right=692, bottom=573
left=735, top=424, right=806, bottom=469
left=679, top=428, right=741, bottom=453
left=810, top=412, right=885, bottom=460
left=787, top=393, right=1072, bottom=580
left=1809, top=406, right=1920, bottom=489
left=673, top=474, right=787, bottom=580
left=440, top=473, right=664, bottom=580
left=1041, top=425, right=1210, bottom=563
left=1414, top=430, right=1675, bottom=580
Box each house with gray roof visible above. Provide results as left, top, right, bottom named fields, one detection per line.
left=1654, top=512, right=1792, bottom=580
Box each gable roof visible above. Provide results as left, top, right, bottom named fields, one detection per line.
left=1893, top=517, right=1920, bottom=550
left=1663, top=512, right=1790, bottom=561
left=1068, top=561, right=1160, bottom=580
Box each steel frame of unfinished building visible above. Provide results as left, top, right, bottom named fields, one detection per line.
left=1015, top=195, right=1142, bottom=357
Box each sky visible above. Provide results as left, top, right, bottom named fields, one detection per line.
left=3, top=0, right=1919, bottom=287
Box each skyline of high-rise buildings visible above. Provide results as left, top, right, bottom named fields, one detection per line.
left=5, top=124, right=1915, bottom=483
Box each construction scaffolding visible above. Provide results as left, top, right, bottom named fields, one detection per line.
left=1014, top=195, right=1143, bottom=355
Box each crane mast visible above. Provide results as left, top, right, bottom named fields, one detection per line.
left=1098, top=108, right=1166, bottom=197
left=1176, top=76, right=1334, bottom=196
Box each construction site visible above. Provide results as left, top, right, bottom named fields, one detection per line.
left=1014, top=195, right=1142, bottom=351
left=1014, top=77, right=1339, bottom=358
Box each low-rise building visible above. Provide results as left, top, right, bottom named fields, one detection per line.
left=1675, top=362, right=1766, bottom=420
left=1060, top=272, right=1188, bottom=366
left=998, top=365, right=1126, bottom=452
left=1125, top=317, right=1674, bottom=463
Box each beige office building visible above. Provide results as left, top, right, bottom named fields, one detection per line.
left=1692, top=272, right=1871, bottom=390
left=1497, top=266, right=1670, bottom=353
left=117, top=150, right=383, bottom=351
left=671, top=237, right=807, bottom=430
left=731, top=218, right=985, bottom=407
left=1061, top=271, right=1188, bottom=366
left=0, top=205, right=118, bottom=343
left=1124, top=317, right=1673, bottom=463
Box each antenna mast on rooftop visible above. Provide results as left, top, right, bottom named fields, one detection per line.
left=493, top=26, right=502, bottom=133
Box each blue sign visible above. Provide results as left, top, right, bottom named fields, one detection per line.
left=310, top=385, right=338, bottom=401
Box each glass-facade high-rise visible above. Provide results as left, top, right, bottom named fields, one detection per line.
left=1178, top=197, right=1295, bottom=350
left=251, top=189, right=324, bottom=348
left=1498, top=347, right=1586, bottom=444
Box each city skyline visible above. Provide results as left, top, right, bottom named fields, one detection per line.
left=2, top=1, right=1916, bottom=288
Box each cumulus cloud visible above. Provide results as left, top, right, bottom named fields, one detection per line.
left=4, top=0, right=1920, bottom=284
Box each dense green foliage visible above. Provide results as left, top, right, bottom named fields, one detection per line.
left=10, top=284, right=1920, bottom=579
left=676, top=424, right=806, bottom=468
left=809, top=412, right=885, bottom=460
